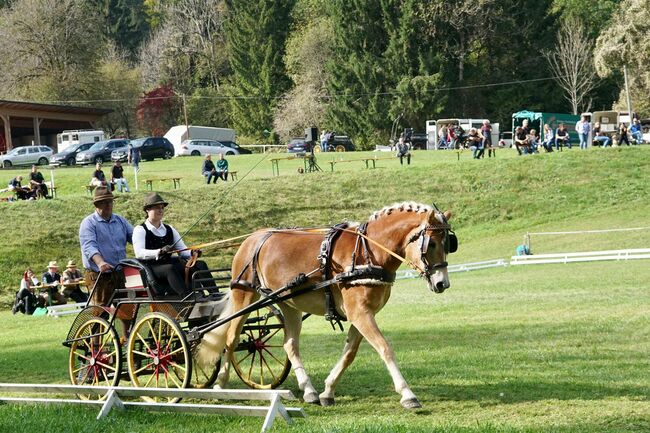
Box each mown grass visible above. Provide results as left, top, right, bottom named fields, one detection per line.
left=0, top=146, right=649, bottom=431
left=0, top=261, right=648, bottom=432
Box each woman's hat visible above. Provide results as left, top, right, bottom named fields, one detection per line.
left=93, top=186, right=114, bottom=204
left=143, top=192, right=169, bottom=211
left=48, top=261, right=58, bottom=269
left=67, top=260, right=77, bottom=268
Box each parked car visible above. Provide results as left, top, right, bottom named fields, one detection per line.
left=177, top=139, right=245, bottom=156
left=111, top=137, right=174, bottom=162
left=76, top=139, right=130, bottom=165
left=287, top=138, right=313, bottom=153
left=405, top=130, right=428, bottom=150
left=1, top=145, right=53, bottom=168
left=220, top=141, right=252, bottom=155
left=50, top=142, right=95, bottom=166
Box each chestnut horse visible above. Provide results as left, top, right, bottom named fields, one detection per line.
left=198, top=202, right=456, bottom=408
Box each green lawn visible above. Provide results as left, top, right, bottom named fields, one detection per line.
left=0, top=261, right=648, bottom=432
left=0, top=146, right=649, bottom=432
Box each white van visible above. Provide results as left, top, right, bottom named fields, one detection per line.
left=56, top=130, right=105, bottom=153
left=164, top=125, right=236, bottom=156
left=426, top=119, right=499, bottom=149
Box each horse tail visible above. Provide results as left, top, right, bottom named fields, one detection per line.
left=196, top=291, right=234, bottom=368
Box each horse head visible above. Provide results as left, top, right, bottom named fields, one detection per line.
left=402, top=207, right=456, bottom=293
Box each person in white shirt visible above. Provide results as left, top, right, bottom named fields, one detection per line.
left=132, top=192, right=207, bottom=296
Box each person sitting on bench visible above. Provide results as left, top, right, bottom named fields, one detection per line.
left=396, top=136, right=411, bottom=165
left=133, top=192, right=209, bottom=296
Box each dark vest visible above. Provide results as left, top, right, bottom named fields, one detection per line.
left=142, top=223, right=174, bottom=250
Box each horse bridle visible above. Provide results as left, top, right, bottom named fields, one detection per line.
left=409, top=213, right=458, bottom=279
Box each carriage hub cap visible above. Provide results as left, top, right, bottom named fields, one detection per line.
left=89, top=358, right=96, bottom=366
left=153, top=356, right=160, bottom=365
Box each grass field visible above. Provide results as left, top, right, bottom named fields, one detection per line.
left=0, top=146, right=649, bottom=432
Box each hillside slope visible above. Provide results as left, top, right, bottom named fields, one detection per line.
left=1, top=147, right=648, bottom=304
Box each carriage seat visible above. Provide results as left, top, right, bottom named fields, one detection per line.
left=119, top=258, right=167, bottom=298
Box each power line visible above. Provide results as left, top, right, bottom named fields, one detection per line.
left=39, top=75, right=567, bottom=105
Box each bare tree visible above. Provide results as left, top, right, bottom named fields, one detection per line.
left=543, top=17, right=597, bottom=114
left=0, top=0, right=105, bottom=100
left=138, top=0, right=227, bottom=92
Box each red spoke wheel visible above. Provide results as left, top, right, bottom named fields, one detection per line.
left=231, top=306, right=291, bottom=389
left=126, top=312, right=191, bottom=402
left=68, top=317, right=121, bottom=400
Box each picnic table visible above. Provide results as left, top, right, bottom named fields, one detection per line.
left=270, top=155, right=314, bottom=176
left=328, top=155, right=399, bottom=171
left=144, top=177, right=182, bottom=190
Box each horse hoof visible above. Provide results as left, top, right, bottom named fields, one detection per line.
left=320, top=397, right=335, bottom=406
left=304, top=392, right=320, bottom=405
left=401, top=397, right=422, bottom=409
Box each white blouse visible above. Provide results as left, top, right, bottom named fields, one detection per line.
left=132, top=220, right=191, bottom=260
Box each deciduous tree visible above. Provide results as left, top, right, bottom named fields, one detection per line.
left=543, top=17, right=598, bottom=114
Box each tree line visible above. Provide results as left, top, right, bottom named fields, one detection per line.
left=0, top=0, right=647, bottom=148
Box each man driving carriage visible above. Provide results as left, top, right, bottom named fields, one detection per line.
left=133, top=192, right=210, bottom=297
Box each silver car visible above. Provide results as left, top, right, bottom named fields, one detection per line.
left=177, top=139, right=241, bottom=156
left=1, top=146, right=53, bottom=168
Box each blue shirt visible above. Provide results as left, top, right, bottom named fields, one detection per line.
left=79, top=211, right=133, bottom=272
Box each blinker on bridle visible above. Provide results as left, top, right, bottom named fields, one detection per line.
left=409, top=207, right=458, bottom=278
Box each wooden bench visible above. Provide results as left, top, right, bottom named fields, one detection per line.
left=204, top=171, right=238, bottom=182
left=43, top=181, right=58, bottom=199
left=144, top=177, right=182, bottom=190
left=328, top=155, right=399, bottom=171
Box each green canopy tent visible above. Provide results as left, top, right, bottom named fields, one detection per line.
left=512, top=110, right=580, bottom=142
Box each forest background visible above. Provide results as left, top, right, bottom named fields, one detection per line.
left=0, top=0, right=648, bottom=149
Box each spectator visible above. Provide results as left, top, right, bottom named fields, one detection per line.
left=90, top=162, right=108, bottom=188
left=514, top=126, right=530, bottom=155
left=446, top=124, right=456, bottom=149
left=438, top=124, right=448, bottom=149
left=133, top=192, right=209, bottom=296
left=468, top=128, right=484, bottom=159
left=202, top=154, right=217, bottom=184
left=62, top=260, right=89, bottom=303
left=593, top=122, right=611, bottom=147
left=41, top=261, right=66, bottom=305
left=128, top=142, right=141, bottom=169
left=215, top=153, right=229, bottom=181
left=12, top=268, right=44, bottom=315
left=541, top=124, right=555, bottom=152
left=630, top=119, right=643, bottom=144
left=396, top=136, right=411, bottom=165
left=527, top=129, right=539, bottom=153
left=28, top=165, right=49, bottom=199
left=8, top=175, right=34, bottom=200
left=481, top=120, right=494, bottom=158
left=327, top=131, right=336, bottom=151
left=576, top=115, right=590, bottom=149
left=618, top=123, right=630, bottom=146
left=111, top=160, right=130, bottom=192
left=320, top=130, right=329, bottom=152
left=79, top=186, right=133, bottom=308
left=555, top=123, right=571, bottom=150
left=521, top=119, right=530, bottom=135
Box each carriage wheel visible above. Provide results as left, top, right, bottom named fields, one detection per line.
left=68, top=317, right=121, bottom=400
left=189, top=347, right=221, bottom=389
left=126, top=312, right=192, bottom=402
left=313, top=146, right=321, bottom=153
left=231, top=306, right=291, bottom=389
left=335, top=145, right=346, bottom=152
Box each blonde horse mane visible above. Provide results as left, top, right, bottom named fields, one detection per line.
left=369, top=202, right=433, bottom=221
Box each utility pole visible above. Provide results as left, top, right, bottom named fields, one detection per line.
left=623, top=65, right=633, bottom=120
left=182, top=93, right=190, bottom=140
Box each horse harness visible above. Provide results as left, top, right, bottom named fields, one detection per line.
left=231, top=223, right=397, bottom=331
left=408, top=212, right=458, bottom=280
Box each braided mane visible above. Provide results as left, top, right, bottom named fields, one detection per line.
left=369, top=202, right=432, bottom=221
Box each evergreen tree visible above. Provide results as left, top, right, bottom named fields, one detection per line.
left=90, top=0, right=151, bottom=58
left=325, top=0, right=444, bottom=148
left=224, top=0, right=294, bottom=139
